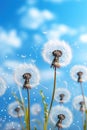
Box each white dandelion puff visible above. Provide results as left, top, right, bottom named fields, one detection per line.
left=4, top=122, right=21, bottom=130
left=0, top=77, right=7, bottom=96
left=31, top=103, right=41, bottom=115
left=8, top=101, right=24, bottom=118
left=42, top=40, right=72, bottom=67
left=49, top=105, right=73, bottom=128
left=54, top=88, right=71, bottom=103
left=70, top=65, right=87, bottom=82
left=73, top=95, right=87, bottom=111
left=14, top=63, right=40, bottom=88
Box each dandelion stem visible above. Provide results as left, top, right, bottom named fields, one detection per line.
left=27, top=88, right=30, bottom=130
left=48, top=67, right=56, bottom=117
left=80, top=83, right=87, bottom=130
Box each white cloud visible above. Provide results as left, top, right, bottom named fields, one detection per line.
left=20, top=8, right=54, bottom=29
left=0, top=28, right=21, bottom=48
left=0, top=28, right=22, bottom=56
left=44, top=24, right=76, bottom=40
left=79, top=34, right=87, bottom=43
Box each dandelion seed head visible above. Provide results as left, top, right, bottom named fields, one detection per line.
left=14, top=63, right=40, bottom=88
left=42, top=40, right=72, bottom=66
left=8, top=101, right=24, bottom=118
left=70, top=65, right=87, bottom=82
left=73, top=95, right=87, bottom=111
left=54, top=88, right=71, bottom=103
left=49, top=105, right=73, bottom=128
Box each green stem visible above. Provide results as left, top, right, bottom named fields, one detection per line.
left=48, top=67, right=56, bottom=117
left=44, top=121, right=48, bottom=130
left=27, top=88, right=30, bottom=130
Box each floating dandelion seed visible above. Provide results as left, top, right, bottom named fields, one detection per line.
left=0, top=77, right=7, bottom=96
left=4, top=122, right=21, bottom=130
left=14, top=63, right=40, bottom=88
left=54, top=88, right=71, bottom=103
left=50, top=105, right=73, bottom=128
left=31, top=103, right=41, bottom=115
left=73, top=95, right=87, bottom=112
left=70, top=65, right=87, bottom=82
left=42, top=40, right=72, bottom=67
left=8, top=101, right=24, bottom=118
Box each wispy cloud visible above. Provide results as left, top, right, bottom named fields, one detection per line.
left=43, top=24, right=77, bottom=40
left=0, top=28, right=21, bottom=48
left=19, top=7, right=54, bottom=29
left=79, top=34, right=87, bottom=43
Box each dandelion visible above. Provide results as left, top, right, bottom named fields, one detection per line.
left=14, top=63, right=40, bottom=130
left=73, top=95, right=87, bottom=112
left=54, top=88, right=71, bottom=103
left=49, top=105, right=73, bottom=129
left=8, top=101, right=24, bottom=118
left=18, top=64, right=40, bottom=130
left=70, top=65, right=87, bottom=82
left=0, top=77, right=7, bottom=96
left=42, top=40, right=72, bottom=67
left=31, top=103, right=41, bottom=115
left=8, top=101, right=24, bottom=130
left=4, top=122, right=21, bottom=130
left=14, top=63, right=40, bottom=88
left=42, top=40, right=72, bottom=118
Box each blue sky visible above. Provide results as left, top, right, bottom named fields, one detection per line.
left=0, top=0, right=87, bottom=130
